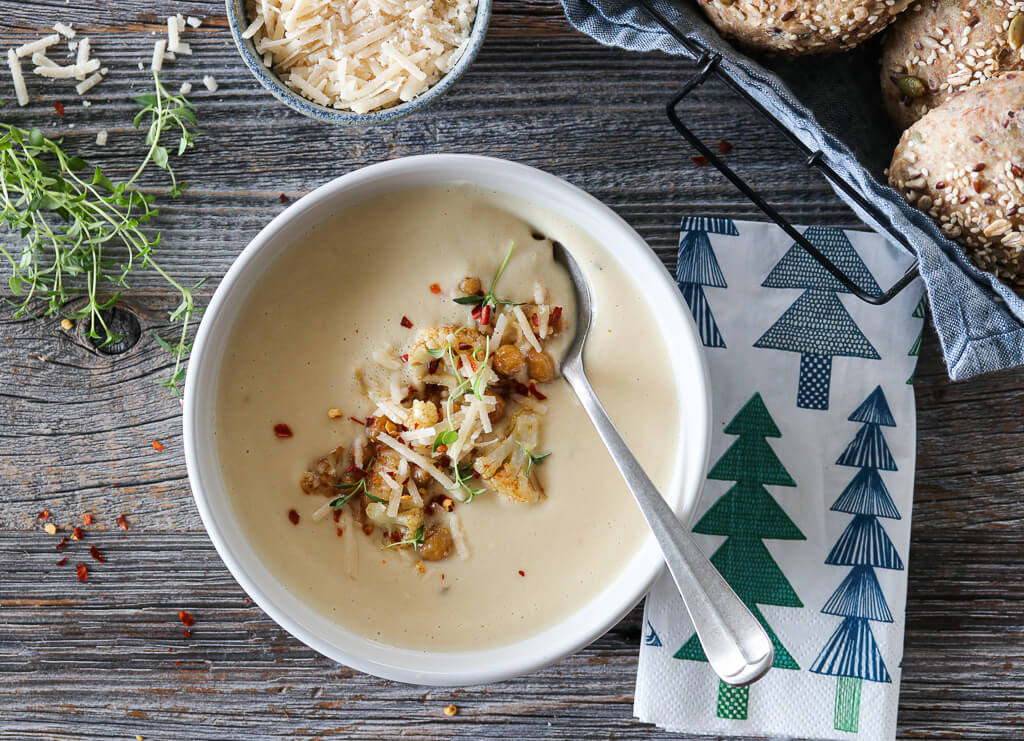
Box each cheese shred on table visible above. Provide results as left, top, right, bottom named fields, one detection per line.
left=244, top=0, right=477, bottom=114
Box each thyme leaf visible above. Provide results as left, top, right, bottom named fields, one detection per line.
left=0, top=71, right=201, bottom=395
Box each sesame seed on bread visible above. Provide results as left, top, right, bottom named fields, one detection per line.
left=890, top=72, right=1024, bottom=285
left=698, top=0, right=913, bottom=55
left=881, top=0, right=1024, bottom=131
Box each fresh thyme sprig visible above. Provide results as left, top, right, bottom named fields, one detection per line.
left=0, top=72, right=201, bottom=396
left=330, top=476, right=387, bottom=507
left=131, top=72, right=198, bottom=197
left=516, top=441, right=551, bottom=477
left=383, top=525, right=425, bottom=550
left=452, top=242, right=524, bottom=312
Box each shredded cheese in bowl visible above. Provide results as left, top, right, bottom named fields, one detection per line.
left=242, top=0, right=479, bottom=115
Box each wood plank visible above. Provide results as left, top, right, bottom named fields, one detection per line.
left=2, top=1, right=1024, bottom=739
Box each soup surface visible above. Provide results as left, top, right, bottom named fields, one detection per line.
left=215, top=185, right=682, bottom=651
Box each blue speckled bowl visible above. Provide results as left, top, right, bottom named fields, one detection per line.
left=226, top=0, right=491, bottom=125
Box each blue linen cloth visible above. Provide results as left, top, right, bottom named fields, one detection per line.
left=559, top=0, right=1024, bottom=380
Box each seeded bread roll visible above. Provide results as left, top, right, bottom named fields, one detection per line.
left=881, top=0, right=1024, bottom=131
left=698, top=0, right=912, bottom=55
left=889, top=72, right=1024, bottom=285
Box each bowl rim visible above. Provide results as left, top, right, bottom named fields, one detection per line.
left=183, top=154, right=712, bottom=685
left=224, top=0, right=492, bottom=125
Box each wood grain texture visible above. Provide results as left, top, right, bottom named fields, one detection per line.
left=1, top=2, right=1023, bottom=739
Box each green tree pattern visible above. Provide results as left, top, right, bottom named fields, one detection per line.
left=674, top=393, right=806, bottom=720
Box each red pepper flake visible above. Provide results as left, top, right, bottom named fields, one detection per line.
left=429, top=283, right=441, bottom=294
left=71, top=526, right=84, bottom=541
left=467, top=356, right=478, bottom=372
left=288, top=509, right=300, bottom=525
left=470, top=305, right=482, bottom=320
left=56, top=557, right=68, bottom=566
left=116, top=513, right=129, bottom=530
left=54, top=102, right=64, bottom=116
left=352, top=416, right=368, bottom=426
left=273, top=423, right=293, bottom=438
left=336, top=527, right=344, bottom=536
left=89, top=545, right=105, bottom=563
left=718, top=140, right=732, bottom=155
left=362, top=523, right=374, bottom=536
left=152, top=440, right=165, bottom=452
left=973, top=162, right=987, bottom=172
left=179, top=610, right=196, bottom=627
left=279, top=193, right=289, bottom=204
left=333, top=509, right=342, bottom=523
left=528, top=383, right=548, bottom=401
left=400, top=315, right=413, bottom=329
left=76, top=563, right=88, bottom=582
left=691, top=155, right=708, bottom=167
left=38, top=509, right=51, bottom=521
left=531, top=313, right=539, bottom=326
left=428, top=358, right=440, bottom=374
left=83, top=513, right=93, bottom=526
left=480, top=305, right=491, bottom=325
left=175, top=660, right=181, bottom=666
left=183, top=630, right=192, bottom=638
left=518, top=569, right=525, bottom=577
left=511, top=380, right=530, bottom=397
left=550, top=306, right=563, bottom=328
left=56, top=536, right=68, bottom=551
left=401, top=353, right=409, bottom=363
left=245, top=598, right=252, bottom=605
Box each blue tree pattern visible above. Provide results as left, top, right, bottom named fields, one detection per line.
left=907, top=293, right=926, bottom=385
left=644, top=620, right=663, bottom=647
left=677, top=217, right=733, bottom=349
left=810, top=386, right=904, bottom=733
left=754, top=227, right=880, bottom=410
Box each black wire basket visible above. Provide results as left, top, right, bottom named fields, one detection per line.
left=637, top=0, right=919, bottom=305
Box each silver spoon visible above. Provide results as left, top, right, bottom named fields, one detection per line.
left=552, top=241, right=774, bottom=686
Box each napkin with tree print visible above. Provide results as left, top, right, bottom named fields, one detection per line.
left=634, top=218, right=922, bottom=740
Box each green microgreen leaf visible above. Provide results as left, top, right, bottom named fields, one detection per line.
left=426, top=347, right=444, bottom=358
left=432, top=428, right=459, bottom=451
left=382, top=525, right=424, bottom=550
left=516, top=441, right=551, bottom=476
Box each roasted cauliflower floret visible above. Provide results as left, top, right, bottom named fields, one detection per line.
left=473, top=410, right=545, bottom=504
left=409, top=399, right=440, bottom=428
left=299, top=445, right=345, bottom=497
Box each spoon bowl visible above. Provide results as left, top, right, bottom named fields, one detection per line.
left=552, top=241, right=775, bottom=687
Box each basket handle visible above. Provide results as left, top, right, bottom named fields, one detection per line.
left=637, top=0, right=919, bottom=305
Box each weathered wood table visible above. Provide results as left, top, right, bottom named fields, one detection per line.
left=2, top=2, right=1022, bottom=739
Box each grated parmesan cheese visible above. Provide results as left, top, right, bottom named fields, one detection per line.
left=7, top=50, right=28, bottom=106
left=16, top=34, right=60, bottom=58
left=244, top=0, right=477, bottom=114
left=151, top=39, right=167, bottom=72
left=202, top=74, right=218, bottom=92
left=54, top=23, right=75, bottom=39
left=76, top=72, right=103, bottom=95
left=180, top=81, right=192, bottom=95
left=187, top=16, right=202, bottom=28
left=95, top=130, right=108, bottom=146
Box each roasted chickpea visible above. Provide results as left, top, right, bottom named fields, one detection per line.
left=366, top=415, right=399, bottom=442
left=488, top=394, right=507, bottom=424
left=492, top=344, right=525, bottom=377
left=458, top=276, right=482, bottom=296
left=526, top=348, right=556, bottom=383
left=419, top=525, right=454, bottom=561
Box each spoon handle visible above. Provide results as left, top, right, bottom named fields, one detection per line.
left=562, top=363, right=775, bottom=686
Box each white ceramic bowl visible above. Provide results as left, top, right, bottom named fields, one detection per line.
left=183, top=154, right=712, bottom=686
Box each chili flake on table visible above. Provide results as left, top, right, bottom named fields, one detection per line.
left=116, top=513, right=129, bottom=530
left=76, top=563, right=88, bottom=582
left=178, top=610, right=195, bottom=627
left=273, top=423, right=293, bottom=438
left=152, top=440, right=165, bottom=451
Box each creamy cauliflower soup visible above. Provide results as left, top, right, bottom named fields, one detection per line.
left=214, top=185, right=681, bottom=651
